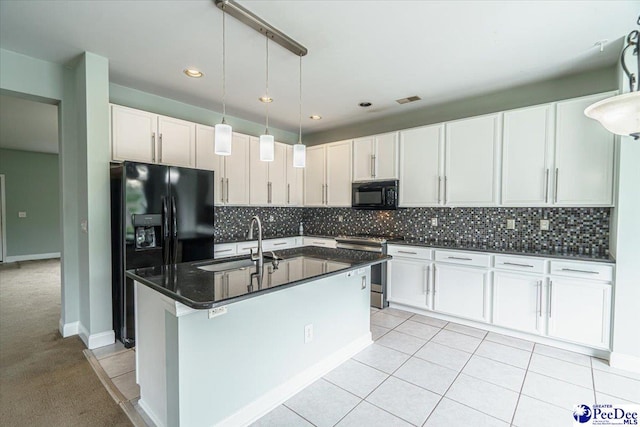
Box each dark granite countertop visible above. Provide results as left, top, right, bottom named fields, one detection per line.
left=389, top=239, right=615, bottom=264
left=214, top=234, right=334, bottom=244
left=126, top=246, right=390, bottom=310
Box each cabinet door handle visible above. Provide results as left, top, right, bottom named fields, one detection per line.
left=544, top=168, right=550, bottom=203
left=158, top=133, right=163, bottom=163
left=312, top=241, right=326, bottom=245
left=502, top=262, right=534, bottom=268
left=220, top=178, right=225, bottom=203
left=268, top=182, right=272, bottom=204
left=215, top=248, right=233, bottom=253
left=325, top=184, right=329, bottom=205
left=548, top=280, right=553, bottom=318
left=370, top=155, right=375, bottom=178
left=226, top=178, right=230, bottom=203
left=398, top=250, right=417, bottom=255
left=560, top=268, right=599, bottom=275
left=537, top=280, right=542, bottom=317
left=554, top=168, right=559, bottom=203
left=447, top=256, right=473, bottom=261
left=432, top=265, right=437, bottom=294
left=287, top=183, right=291, bottom=204
left=273, top=242, right=287, bottom=246
left=424, top=265, right=430, bottom=295
left=151, top=132, right=156, bottom=162
left=444, top=176, right=448, bottom=204
left=438, top=176, right=442, bottom=203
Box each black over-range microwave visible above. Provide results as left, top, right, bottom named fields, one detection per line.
left=352, top=180, right=399, bottom=210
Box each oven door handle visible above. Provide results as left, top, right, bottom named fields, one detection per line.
left=335, top=242, right=382, bottom=253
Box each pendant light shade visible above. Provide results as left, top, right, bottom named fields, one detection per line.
left=214, top=122, right=233, bottom=155
left=215, top=4, right=233, bottom=155
left=293, top=143, right=306, bottom=168
left=259, top=134, right=275, bottom=161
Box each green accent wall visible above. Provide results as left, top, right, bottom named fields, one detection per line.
left=304, top=66, right=619, bottom=145
left=0, top=148, right=60, bottom=256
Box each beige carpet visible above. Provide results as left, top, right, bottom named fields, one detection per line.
left=0, top=259, right=131, bottom=426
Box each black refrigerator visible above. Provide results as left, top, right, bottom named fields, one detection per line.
left=110, top=161, right=215, bottom=347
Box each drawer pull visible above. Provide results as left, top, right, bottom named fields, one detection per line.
left=273, top=242, right=287, bottom=246
left=215, top=248, right=233, bottom=253
left=242, top=246, right=257, bottom=250
left=447, top=256, right=473, bottom=261
left=398, top=250, right=418, bottom=255
left=312, top=241, right=326, bottom=245
left=560, top=268, right=599, bottom=275
left=502, top=262, right=534, bottom=268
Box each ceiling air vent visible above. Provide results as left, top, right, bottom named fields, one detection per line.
left=396, top=95, right=421, bottom=105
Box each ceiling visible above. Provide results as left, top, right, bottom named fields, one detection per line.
left=0, top=95, right=59, bottom=154
left=0, top=1, right=636, bottom=137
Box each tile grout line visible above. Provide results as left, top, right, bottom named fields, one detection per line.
left=509, top=341, right=536, bottom=426
left=281, top=403, right=318, bottom=427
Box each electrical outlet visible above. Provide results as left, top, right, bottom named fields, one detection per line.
left=269, top=215, right=274, bottom=222
left=18, top=211, right=27, bottom=218
left=208, top=306, right=228, bottom=319
left=304, top=324, right=313, bottom=343
left=540, top=219, right=550, bottom=231
left=506, top=219, right=515, bottom=230
left=338, top=215, right=344, bottom=222
left=430, top=218, right=438, bottom=226
left=81, top=219, right=88, bottom=233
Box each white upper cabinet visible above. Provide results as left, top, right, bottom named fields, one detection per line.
left=502, top=105, right=554, bottom=206
left=305, top=141, right=352, bottom=207
left=286, top=145, right=304, bottom=206
left=157, top=116, right=195, bottom=167
left=111, top=104, right=195, bottom=167
left=195, top=124, right=216, bottom=171
left=399, top=124, right=444, bottom=207
left=353, top=132, right=398, bottom=181
left=554, top=92, right=616, bottom=206
left=326, top=140, right=352, bottom=206
left=445, top=114, right=500, bottom=206
left=304, top=145, right=326, bottom=206
left=111, top=105, right=157, bottom=163
left=249, top=139, right=287, bottom=205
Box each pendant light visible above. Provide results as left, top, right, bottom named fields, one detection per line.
left=293, top=54, right=306, bottom=168
left=585, top=15, right=640, bottom=140
left=214, top=3, right=232, bottom=155
left=259, top=36, right=275, bottom=162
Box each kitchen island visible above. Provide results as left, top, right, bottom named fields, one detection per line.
left=126, top=246, right=389, bottom=427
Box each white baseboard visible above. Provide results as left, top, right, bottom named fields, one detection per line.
left=609, top=351, right=640, bottom=374
left=138, top=399, right=165, bottom=427
left=78, top=323, right=115, bottom=350
left=4, top=252, right=60, bottom=263
left=59, top=319, right=79, bottom=337
left=217, top=333, right=373, bottom=427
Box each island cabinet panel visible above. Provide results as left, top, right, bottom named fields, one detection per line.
left=546, top=278, right=611, bottom=348
left=501, top=104, right=554, bottom=206
left=444, top=114, right=500, bottom=206
left=554, top=92, right=615, bottom=206
left=493, top=272, right=544, bottom=335
left=433, top=264, right=489, bottom=322
left=399, top=124, right=444, bottom=207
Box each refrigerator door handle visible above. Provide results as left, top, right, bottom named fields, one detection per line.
left=171, top=196, right=178, bottom=263
left=162, top=197, right=170, bottom=265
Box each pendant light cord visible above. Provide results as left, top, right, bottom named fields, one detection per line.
left=299, top=54, right=303, bottom=144
left=265, top=35, right=270, bottom=134
left=221, top=4, right=227, bottom=122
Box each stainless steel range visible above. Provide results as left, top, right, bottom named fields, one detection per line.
left=335, top=235, right=399, bottom=308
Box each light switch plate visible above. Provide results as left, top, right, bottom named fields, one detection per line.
left=208, top=306, right=228, bottom=319
left=431, top=218, right=438, bottom=226
left=540, top=219, right=550, bottom=231
left=338, top=215, right=344, bottom=222
left=18, top=211, right=27, bottom=218
left=507, top=219, right=515, bottom=230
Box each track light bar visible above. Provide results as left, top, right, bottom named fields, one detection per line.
left=214, top=0, right=308, bottom=57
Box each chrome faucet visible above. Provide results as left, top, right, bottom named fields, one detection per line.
left=247, top=216, right=264, bottom=270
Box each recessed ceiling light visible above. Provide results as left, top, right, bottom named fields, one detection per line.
left=183, top=68, right=203, bottom=78
left=259, top=96, right=273, bottom=103
left=309, top=115, right=322, bottom=120
left=359, top=102, right=372, bottom=108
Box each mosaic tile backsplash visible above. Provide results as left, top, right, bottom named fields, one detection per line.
left=215, top=206, right=610, bottom=254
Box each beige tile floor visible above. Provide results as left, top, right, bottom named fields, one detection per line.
left=94, top=308, right=640, bottom=427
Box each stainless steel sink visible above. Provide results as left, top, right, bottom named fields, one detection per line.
left=196, top=258, right=256, bottom=272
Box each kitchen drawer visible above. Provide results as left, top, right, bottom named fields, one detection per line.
left=236, top=241, right=259, bottom=255
left=435, top=250, right=491, bottom=268
left=387, top=245, right=433, bottom=260
left=494, top=255, right=545, bottom=274
left=213, top=243, right=237, bottom=259
left=263, top=238, right=294, bottom=251
left=303, top=237, right=337, bottom=248
left=549, top=260, right=613, bottom=282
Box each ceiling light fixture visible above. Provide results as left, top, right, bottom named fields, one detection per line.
left=184, top=68, right=203, bottom=78
left=214, top=3, right=232, bottom=155
left=309, top=115, right=322, bottom=120
left=259, top=36, right=275, bottom=162
left=585, top=15, right=639, bottom=140
left=293, top=54, right=306, bottom=168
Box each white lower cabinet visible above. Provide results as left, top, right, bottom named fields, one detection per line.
left=433, top=264, right=489, bottom=322
left=302, top=237, right=337, bottom=248
left=546, top=278, right=611, bottom=348
left=493, top=272, right=544, bottom=335
left=387, top=258, right=432, bottom=309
